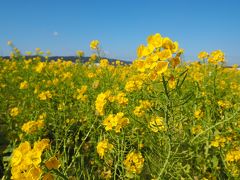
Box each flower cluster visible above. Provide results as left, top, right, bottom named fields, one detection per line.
left=218, top=100, right=232, bottom=109
left=194, top=109, right=204, bottom=119
left=11, top=139, right=50, bottom=179
left=114, top=92, right=128, bottom=106
left=123, top=151, right=144, bottom=175
left=134, top=33, right=182, bottom=76
left=76, top=50, right=84, bottom=57
left=90, top=40, right=100, bottom=50
left=21, top=119, right=45, bottom=134
left=102, top=112, right=129, bottom=132
left=124, top=80, right=143, bottom=92
left=100, top=59, right=109, bottom=67
left=96, top=139, right=114, bottom=159
left=208, top=50, right=225, bottom=64
left=38, top=90, right=52, bottom=100
left=10, top=107, right=19, bottom=117
left=45, top=156, right=61, bottom=170
left=133, top=100, right=152, bottom=117
left=35, top=62, right=46, bottom=73
left=95, top=91, right=111, bottom=116
left=211, top=135, right=227, bottom=148
left=225, top=149, right=240, bottom=162
left=74, top=85, right=88, bottom=102
left=198, top=50, right=225, bottom=64
left=148, top=116, right=165, bottom=132
left=19, top=80, right=29, bottom=89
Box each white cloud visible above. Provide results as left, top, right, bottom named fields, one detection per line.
left=53, top=31, right=59, bottom=36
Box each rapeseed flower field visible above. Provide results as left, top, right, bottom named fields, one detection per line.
left=0, top=33, right=240, bottom=179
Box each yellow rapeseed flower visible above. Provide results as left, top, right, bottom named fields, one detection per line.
left=21, top=120, right=44, bottom=134
left=10, top=107, right=19, bottom=117
left=115, top=92, right=128, bottom=106
left=137, top=44, right=154, bottom=58
left=11, top=150, right=23, bottom=167
left=162, top=37, right=173, bottom=49
left=42, top=173, right=54, bottom=180
left=74, top=85, right=88, bottom=102
left=96, top=139, right=113, bottom=159
left=162, top=37, right=179, bottom=53
left=155, top=61, right=169, bottom=74
left=30, top=167, right=43, bottom=179
left=101, top=169, right=112, bottom=179
left=211, top=135, right=226, bottom=148
left=90, top=40, right=100, bottom=50
left=133, top=106, right=145, bottom=117
left=157, top=49, right=172, bottom=60
left=139, top=100, right=152, bottom=109
left=208, top=50, right=225, bottom=64
left=76, top=50, right=84, bottom=57
left=87, top=72, right=96, bottom=78
left=11, top=141, right=32, bottom=168
left=218, top=100, right=232, bottom=109
left=133, top=59, right=146, bottom=72
left=102, top=112, right=129, bottom=132
left=35, top=62, right=46, bottom=73
left=62, top=72, right=73, bottom=80
left=38, top=90, right=52, bottom=100
left=148, top=116, right=165, bottom=132
left=19, top=81, right=28, bottom=89
left=194, top=109, right=203, bottom=119
left=124, top=80, right=143, bottom=92
left=26, top=150, right=42, bottom=166
left=89, top=53, right=97, bottom=61
left=95, top=91, right=110, bottom=116
left=171, top=41, right=179, bottom=53
left=45, top=156, right=61, bottom=170
left=170, top=56, right=181, bottom=68
left=100, top=59, right=109, bottom=67
left=10, top=140, right=48, bottom=179
left=33, top=139, right=50, bottom=152
left=193, top=72, right=203, bottom=82
left=168, top=76, right=176, bottom=89
left=191, top=125, right=203, bottom=135
left=123, top=151, right=144, bottom=175
left=226, top=149, right=240, bottom=162
left=198, top=51, right=209, bottom=60
left=147, top=33, right=162, bottom=48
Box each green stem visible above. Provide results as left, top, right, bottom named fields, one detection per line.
left=52, top=169, right=68, bottom=180
left=190, top=112, right=238, bottom=143
left=65, top=118, right=97, bottom=173
left=162, top=75, right=169, bottom=100
left=157, top=136, right=171, bottom=179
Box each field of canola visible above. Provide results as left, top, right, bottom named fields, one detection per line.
left=0, top=33, right=240, bottom=179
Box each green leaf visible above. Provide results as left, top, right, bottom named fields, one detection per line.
left=212, top=156, right=218, bottom=169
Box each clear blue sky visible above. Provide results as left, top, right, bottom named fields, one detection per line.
left=1, top=0, right=240, bottom=64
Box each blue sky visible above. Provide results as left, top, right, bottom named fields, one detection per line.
left=0, top=0, right=240, bottom=64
